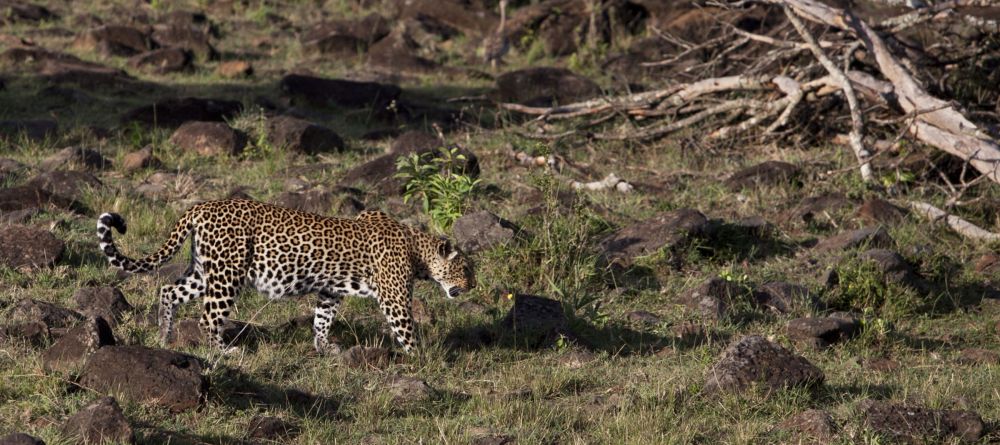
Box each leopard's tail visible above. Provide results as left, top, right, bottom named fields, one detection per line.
left=97, top=210, right=194, bottom=274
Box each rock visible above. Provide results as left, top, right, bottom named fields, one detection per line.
left=0, top=1, right=55, bottom=24
left=121, top=97, right=242, bottom=128
left=0, top=433, right=45, bottom=445
left=0, top=321, right=50, bottom=346
left=471, top=434, right=514, bottom=445
left=786, top=314, right=860, bottom=349
left=150, top=24, right=216, bottom=61
left=626, top=310, right=661, bottom=325
left=78, top=346, right=208, bottom=412
left=679, top=277, right=745, bottom=320
left=366, top=25, right=439, bottom=74
left=703, top=335, right=824, bottom=394
left=170, top=318, right=266, bottom=348
left=169, top=121, right=247, bottom=156
left=787, top=192, right=850, bottom=224
left=773, top=409, right=838, bottom=444
left=27, top=170, right=103, bottom=201
left=38, top=146, right=111, bottom=171
left=280, top=74, right=401, bottom=109
left=862, top=356, right=900, bottom=373
left=754, top=282, right=822, bottom=315
left=302, top=14, right=391, bottom=56
left=813, top=227, right=893, bottom=253
left=496, top=67, right=601, bottom=107
left=42, top=316, right=116, bottom=374
left=339, top=145, right=478, bottom=196
left=858, top=249, right=926, bottom=291
left=247, top=416, right=298, bottom=441
left=956, top=348, right=999, bottom=365
left=341, top=345, right=394, bottom=369
left=974, top=253, right=1000, bottom=274
left=121, top=146, right=160, bottom=172
left=856, top=198, right=906, bottom=224
left=127, top=48, right=191, bottom=74
left=73, top=25, right=152, bottom=57
left=61, top=397, right=134, bottom=445
left=387, top=375, right=435, bottom=404
left=858, top=399, right=985, bottom=443
left=0, top=119, right=57, bottom=142
left=501, top=294, right=568, bottom=345
left=598, top=209, right=709, bottom=270
left=0, top=226, right=64, bottom=268
left=451, top=211, right=519, bottom=253
left=216, top=60, right=252, bottom=78
left=411, top=297, right=434, bottom=324
left=272, top=187, right=339, bottom=214
left=457, top=300, right=489, bottom=315
left=73, top=287, right=132, bottom=325
left=0, top=183, right=81, bottom=213
left=0, top=208, right=40, bottom=225
left=10, top=299, right=83, bottom=330
left=399, top=0, right=497, bottom=36
left=265, top=115, right=344, bottom=154
left=725, top=161, right=801, bottom=190
left=389, top=130, right=442, bottom=154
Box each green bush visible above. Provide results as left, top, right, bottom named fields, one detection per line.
left=395, top=146, right=479, bottom=231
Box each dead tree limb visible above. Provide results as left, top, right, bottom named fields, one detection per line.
left=784, top=5, right=874, bottom=182
left=904, top=200, right=1000, bottom=242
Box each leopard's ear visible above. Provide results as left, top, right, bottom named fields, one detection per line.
left=437, top=237, right=452, bottom=257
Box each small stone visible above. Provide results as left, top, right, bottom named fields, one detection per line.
left=679, top=277, right=745, bottom=320
left=169, top=121, right=247, bottom=156
left=61, top=397, right=134, bottom=445
left=704, top=335, right=824, bottom=394
left=386, top=375, right=435, bottom=404
left=754, top=282, right=822, bottom=315
left=557, top=350, right=595, bottom=369
left=725, top=161, right=800, bottom=190
left=813, top=227, right=893, bottom=253
left=973, top=253, right=1000, bottom=274
left=457, top=300, right=488, bottom=315
left=0, top=321, right=50, bottom=347
left=858, top=399, right=985, bottom=443
left=856, top=198, right=906, bottom=224
left=862, top=356, right=900, bottom=373
left=451, top=211, right=519, bottom=253
left=127, top=48, right=191, bottom=74
left=626, top=310, right=661, bottom=325
left=121, top=146, right=160, bottom=172
left=411, top=298, right=434, bottom=324
left=216, top=60, right=252, bottom=78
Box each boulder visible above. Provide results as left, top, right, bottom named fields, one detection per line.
left=725, top=161, right=800, bottom=190
left=26, top=170, right=103, bottom=201
left=813, top=227, right=893, bottom=253
left=169, top=121, right=247, bottom=156
left=703, top=335, right=824, bottom=394
left=0, top=183, right=81, bottom=213
left=61, top=397, right=134, bottom=445
left=42, top=316, right=116, bottom=375
left=265, top=115, right=344, bottom=154
left=302, top=14, right=391, bottom=56
left=280, top=74, right=401, bottom=109
left=598, top=208, right=709, bottom=270
left=0, top=226, right=64, bottom=268
left=367, top=25, right=439, bottom=75
left=858, top=399, right=985, bottom=443
left=73, top=25, right=152, bottom=57
left=786, top=313, right=860, bottom=350
left=121, top=97, right=241, bottom=128
left=496, top=67, right=601, bottom=107
left=10, top=299, right=83, bottom=330
left=0, top=321, right=50, bottom=347
left=389, top=130, right=442, bottom=154
left=127, top=48, right=191, bottom=74
left=38, top=146, right=111, bottom=171
left=858, top=248, right=926, bottom=291
left=73, top=287, right=132, bottom=325
left=78, top=346, right=208, bottom=412
left=501, top=294, right=568, bottom=346
left=451, top=211, right=519, bottom=253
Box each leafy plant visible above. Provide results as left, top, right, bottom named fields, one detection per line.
left=227, top=106, right=274, bottom=158
left=395, top=146, right=480, bottom=231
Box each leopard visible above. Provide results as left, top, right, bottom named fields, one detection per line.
left=96, top=198, right=475, bottom=354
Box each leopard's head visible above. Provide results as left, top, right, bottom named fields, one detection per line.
left=425, top=238, right=475, bottom=299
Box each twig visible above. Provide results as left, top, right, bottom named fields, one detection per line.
left=594, top=99, right=755, bottom=141
left=785, top=5, right=874, bottom=183
left=904, top=200, right=1000, bottom=242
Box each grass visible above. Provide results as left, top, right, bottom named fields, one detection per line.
left=2, top=0, right=1000, bottom=444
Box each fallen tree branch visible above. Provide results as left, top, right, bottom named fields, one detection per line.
left=571, top=173, right=634, bottom=192
left=904, top=200, right=1000, bottom=242
left=595, top=99, right=756, bottom=141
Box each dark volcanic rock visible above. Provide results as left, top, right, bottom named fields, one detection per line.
left=0, top=1, right=55, bottom=24
left=10, top=299, right=83, bottom=330
left=38, top=58, right=132, bottom=88
left=704, top=335, right=824, bottom=394
left=956, top=348, right=1000, bottom=366
left=61, top=397, right=134, bottom=445
left=0, top=321, right=50, bottom=347
left=280, top=74, right=401, bottom=109
left=73, top=25, right=152, bottom=57
left=42, top=316, right=115, bottom=374
left=451, top=211, right=519, bottom=253
left=501, top=294, right=568, bottom=346
left=856, top=198, right=906, bottom=224
left=38, top=146, right=111, bottom=171
left=786, top=313, right=860, bottom=349
left=73, top=287, right=132, bottom=325
left=390, top=130, right=442, bottom=154
left=127, top=48, right=191, bottom=74
left=496, top=67, right=601, bottom=107
left=725, top=161, right=800, bottom=190
left=0, top=119, right=57, bottom=142
left=598, top=208, right=709, bottom=270
left=169, top=121, right=247, bottom=156
left=679, top=277, right=746, bottom=320
left=387, top=375, right=436, bottom=404
left=858, top=248, right=927, bottom=291
left=787, top=192, right=850, bottom=224
left=626, top=310, right=661, bottom=325
left=247, top=416, right=298, bottom=441
left=367, top=25, right=439, bottom=74
left=0, top=226, right=64, bottom=268
left=0, top=183, right=81, bottom=213
left=265, top=115, right=344, bottom=154
left=121, top=97, right=242, bottom=128
left=400, top=0, right=497, bottom=36
left=272, top=187, right=339, bottom=215
left=0, top=433, right=45, bottom=445
left=27, top=170, right=103, bottom=201
left=170, top=318, right=266, bottom=349
left=859, top=399, right=985, bottom=444
left=340, top=145, right=478, bottom=196
left=78, top=346, right=208, bottom=412
left=151, top=24, right=216, bottom=61
left=773, top=409, right=839, bottom=444
left=813, top=227, right=893, bottom=253
left=754, top=282, right=822, bottom=315
left=302, top=14, right=391, bottom=56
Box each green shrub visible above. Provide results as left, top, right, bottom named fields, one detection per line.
left=395, top=146, right=479, bottom=231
